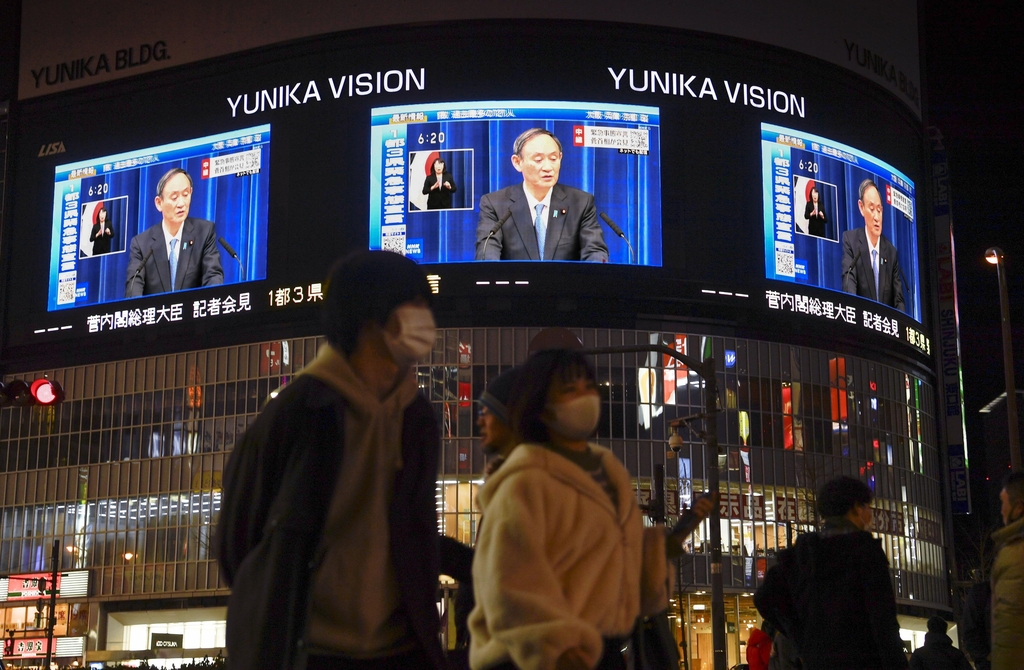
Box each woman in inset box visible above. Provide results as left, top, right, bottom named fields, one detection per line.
left=423, top=157, right=457, bottom=210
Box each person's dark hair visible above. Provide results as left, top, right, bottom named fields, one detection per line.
left=508, top=349, right=596, bottom=444
left=817, top=476, right=872, bottom=518
left=321, top=250, right=432, bottom=356
left=809, top=186, right=820, bottom=202
left=926, top=616, right=947, bottom=634
left=1003, top=471, right=1024, bottom=506
left=156, top=168, right=194, bottom=198
left=432, top=157, right=446, bottom=173
left=858, top=178, right=879, bottom=202
left=513, top=128, right=562, bottom=157
left=95, top=205, right=109, bottom=223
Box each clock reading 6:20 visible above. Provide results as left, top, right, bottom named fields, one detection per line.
left=418, top=132, right=445, bottom=145
left=798, top=160, right=818, bottom=174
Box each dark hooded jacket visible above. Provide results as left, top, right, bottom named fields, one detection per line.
left=755, top=518, right=908, bottom=670
left=908, top=631, right=971, bottom=670
left=960, top=580, right=990, bottom=670
left=214, top=375, right=447, bottom=670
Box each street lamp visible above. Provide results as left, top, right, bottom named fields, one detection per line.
left=986, top=247, right=1021, bottom=472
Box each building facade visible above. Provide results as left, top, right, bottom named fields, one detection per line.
left=0, top=326, right=950, bottom=666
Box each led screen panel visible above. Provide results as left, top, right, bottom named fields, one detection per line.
left=369, top=101, right=661, bottom=265
left=48, top=125, right=270, bottom=312
left=761, top=122, right=920, bottom=320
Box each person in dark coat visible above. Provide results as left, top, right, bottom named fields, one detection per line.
left=422, top=157, right=458, bottom=210
left=447, top=368, right=521, bottom=670
left=769, top=628, right=802, bottom=670
left=908, top=617, right=970, bottom=670
left=754, top=476, right=908, bottom=670
left=959, top=575, right=991, bottom=670
left=90, top=205, right=114, bottom=255
left=215, top=250, right=446, bottom=670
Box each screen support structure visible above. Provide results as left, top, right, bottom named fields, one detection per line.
left=579, top=345, right=724, bottom=670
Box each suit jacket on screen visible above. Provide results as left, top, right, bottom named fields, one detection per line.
left=475, top=183, right=608, bottom=261
left=840, top=228, right=905, bottom=312
left=125, top=217, right=224, bottom=297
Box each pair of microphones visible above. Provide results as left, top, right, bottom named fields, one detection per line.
left=482, top=210, right=636, bottom=263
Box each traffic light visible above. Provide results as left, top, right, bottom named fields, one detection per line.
left=0, top=379, right=64, bottom=407
left=30, top=379, right=64, bottom=405
left=0, top=380, right=33, bottom=407
left=34, top=578, right=47, bottom=628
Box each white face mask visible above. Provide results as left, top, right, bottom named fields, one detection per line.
left=383, top=304, right=436, bottom=367
left=543, top=394, right=601, bottom=441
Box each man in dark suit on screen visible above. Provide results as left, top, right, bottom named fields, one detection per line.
left=475, top=128, right=608, bottom=262
left=841, top=179, right=905, bottom=312
left=125, top=168, right=224, bottom=297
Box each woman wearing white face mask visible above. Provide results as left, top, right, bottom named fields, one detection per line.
left=468, top=349, right=670, bottom=670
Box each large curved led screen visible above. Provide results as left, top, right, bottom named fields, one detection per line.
left=369, top=101, right=661, bottom=265
left=761, top=123, right=919, bottom=320
left=3, top=20, right=931, bottom=362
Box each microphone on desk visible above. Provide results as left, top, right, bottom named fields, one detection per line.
left=842, top=249, right=861, bottom=290
left=128, top=248, right=154, bottom=296
left=479, top=210, right=513, bottom=259
left=600, top=212, right=635, bottom=264
left=219, top=237, right=246, bottom=281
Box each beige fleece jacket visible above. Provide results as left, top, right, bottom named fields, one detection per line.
left=468, top=443, right=669, bottom=670
left=300, top=344, right=419, bottom=656
left=991, top=514, right=1024, bottom=670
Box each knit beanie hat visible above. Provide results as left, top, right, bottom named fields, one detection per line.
left=479, top=368, right=519, bottom=425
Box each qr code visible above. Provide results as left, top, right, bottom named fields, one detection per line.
left=381, top=235, right=406, bottom=255
left=57, top=281, right=76, bottom=305
left=381, top=224, right=406, bottom=255
left=775, top=252, right=795, bottom=277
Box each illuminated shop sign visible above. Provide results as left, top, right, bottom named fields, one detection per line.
left=0, top=571, right=89, bottom=601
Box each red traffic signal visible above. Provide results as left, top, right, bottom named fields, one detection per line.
left=0, top=379, right=64, bottom=407
left=30, top=379, right=64, bottom=405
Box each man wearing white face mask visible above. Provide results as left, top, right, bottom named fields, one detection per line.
left=216, top=250, right=446, bottom=670
left=469, top=349, right=671, bottom=670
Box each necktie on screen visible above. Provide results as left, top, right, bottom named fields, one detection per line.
left=534, top=203, right=546, bottom=260
left=871, top=248, right=879, bottom=299
left=169, top=238, right=179, bottom=290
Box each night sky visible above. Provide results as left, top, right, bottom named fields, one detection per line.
left=922, top=0, right=1024, bottom=526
